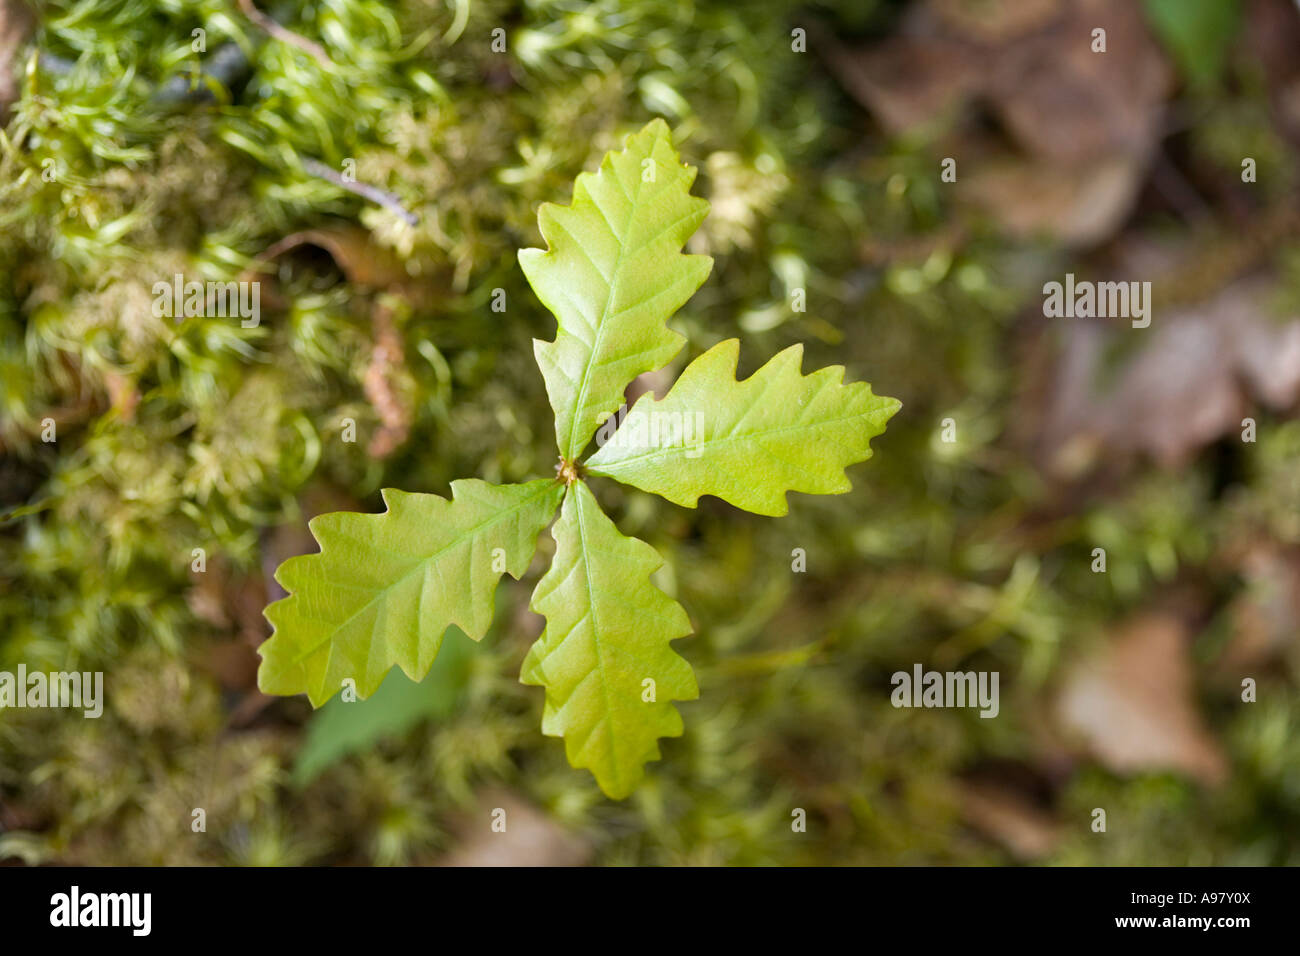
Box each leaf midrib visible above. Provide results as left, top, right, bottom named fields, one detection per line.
left=587, top=404, right=892, bottom=472
left=563, top=152, right=650, bottom=461
left=572, top=483, right=623, bottom=793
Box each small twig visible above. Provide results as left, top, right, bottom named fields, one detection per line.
left=301, top=157, right=419, bottom=226
left=363, top=302, right=413, bottom=460
left=237, top=0, right=331, bottom=68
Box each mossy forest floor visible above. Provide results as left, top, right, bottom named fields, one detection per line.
left=1, top=0, right=1298, bottom=865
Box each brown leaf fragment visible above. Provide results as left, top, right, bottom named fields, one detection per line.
left=821, top=0, right=1173, bottom=247
left=363, top=302, right=413, bottom=459
left=438, top=791, right=590, bottom=867
left=959, top=778, right=1060, bottom=860
left=1055, top=612, right=1228, bottom=785
left=961, top=155, right=1146, bottom=247
left=1038, top=275, right=1300, bottom=475
left=1219, top=545, right=1300, bottom=673
left=252, top=227, right=413, bottom=289
left=986, top=0, right=1170, bottom=166
left=821, top=32, right=982, bottom=137
left=0, top=0, right=34, bottom=120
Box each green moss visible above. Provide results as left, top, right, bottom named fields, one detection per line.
left=2, top=0, right=1298, bottom=865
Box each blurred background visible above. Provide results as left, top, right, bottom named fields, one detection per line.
left=1, top=0, right=1298, bottom=865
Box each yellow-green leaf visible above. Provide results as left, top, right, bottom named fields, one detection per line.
left=258, top=479, right=563, bottom=708
left=586, top=338, right=901, bottom=516
left=520, top=118, right=713, bottom=462
left=522, top=480, right=696, bottom=798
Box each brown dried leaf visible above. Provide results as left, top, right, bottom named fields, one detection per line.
left=0, top=0, right=34, bottom=120
left=821, top=0, right=1172, bottom=246
left=1219, top=545, right=1300, bottom=673
left=255, top=227, right=410, bottom=288
left=438, top=791, right=590, bottom=867
left=198, top=639, right=261, bottom=692
left=821, top=31, right=982, bottom=137
left=1039, top=275, right=1300, bottom=474
left=987, top=0, right=1170, bottom=165
left=961, top=154, right=1145, bottom=247
left=928, top=0, right=1062, bottom=42
left=958, top=778, right=1059, bottom=860
left=1055, top=612, right=1227, bottom=785
left=1244, top=0, right=1300, bottom=144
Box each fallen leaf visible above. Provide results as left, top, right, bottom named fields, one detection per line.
left=961, top=154, right=1146, bottom=246
left=1219, top=544, right=1300, bottom=673
left=1038, top=275, right=1300, bottom=474
left=958, top=777, right=1060, bottom=860
left=986, top=0, right=1171, bottom=166
left=1243, top=0, right=1300, bottom=143
left=821, top=29, right=981, bottom=137
left=438, top=791, right=590, bottom=867
left=1055, top=611, right=1227, bottom=785
left=820, top=0, right=1173, bottom=246
left=0, top=0, right=34, bottom=121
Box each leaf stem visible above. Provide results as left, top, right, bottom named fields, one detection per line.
left=555, top=457, right=582, bottom=485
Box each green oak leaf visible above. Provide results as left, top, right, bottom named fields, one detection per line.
left=520, top=118, right=713, bottom=462
left=586, top=338, right=901, bottom=516
left=258, top=479, right=563, bottom=708
left=522, top=480, right=696, bottom=799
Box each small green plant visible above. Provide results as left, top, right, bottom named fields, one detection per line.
left=257, top=120, right=900, bottom=798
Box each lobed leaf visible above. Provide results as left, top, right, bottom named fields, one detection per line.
left=522, top=480, right=697, bottom=799
left=521, top=118, right=713, bottom=462
left=258, top=479, right=564, bottom=707
left=586, top=338, right=901, bottom=516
